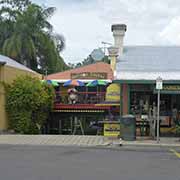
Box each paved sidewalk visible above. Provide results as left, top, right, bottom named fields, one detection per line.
left=111, top=137, right=180, bottom=148
left=0, top=135, right=179, bottom=147
left=0, top=135, right=107, bottom=146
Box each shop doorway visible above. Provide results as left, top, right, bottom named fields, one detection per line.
left=130, top=85, right=180, bottom=137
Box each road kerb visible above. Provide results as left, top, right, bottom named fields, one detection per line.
left=170, top=149, right=180, bottom=159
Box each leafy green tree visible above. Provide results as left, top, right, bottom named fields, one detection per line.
left=0, top=0, right=66, bottom=74
left=0, top=0, right=31, bottom=48
left=0, top=0, right=31, bottom=12
left=5, top=76, right=55, bottom=134
left=102, top=55, right=110, bottom=64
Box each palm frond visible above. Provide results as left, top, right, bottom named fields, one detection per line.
left=2, top=34, right=23, bottom=59
left=43, top=21, right=53, bottom=32
left=2, top=38, right=11, bottom=55
left=53, top=33, right=65, bottom=52
left=24, top=37, right=36, bottom=59
left=13, top=34, right=22, bottom=55
left=43, top=7, right=56, bottom=19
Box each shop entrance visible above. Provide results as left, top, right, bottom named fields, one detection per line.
left=46, top=111, right=120, bottom=135
left=129, top=84, right=180, bottom=137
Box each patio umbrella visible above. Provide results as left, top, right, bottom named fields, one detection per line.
left=86, top=80, right=108, bottom=103
left=42, top=80, right=59, bottom=86
left=86, top=80, right=107, bottom=87
left=63, top=79, right=85, bottom=87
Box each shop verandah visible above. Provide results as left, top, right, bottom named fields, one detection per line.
left=44, top=61, right=121, bottom=136
left=54, top=85, right=107, bottom=105
left=44, top=81, right=121, bottom=135
left=44, top=80, right=180, bottom=138
left=120, top=83, right=180, bottom=137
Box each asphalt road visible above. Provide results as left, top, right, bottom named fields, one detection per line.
left=0, top=145, right=180, bottom=180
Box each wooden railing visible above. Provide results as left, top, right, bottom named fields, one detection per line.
left=55, top=91, right=106, bottom=104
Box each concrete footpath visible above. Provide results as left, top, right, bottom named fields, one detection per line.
left=0, top=135, right=107, bottom=146
left=119, top=137, right=180, bottom=148
left=0, top=135, right=179, bottom=147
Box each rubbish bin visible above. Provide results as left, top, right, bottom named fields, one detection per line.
left=121, top=115, right=136, bottom=141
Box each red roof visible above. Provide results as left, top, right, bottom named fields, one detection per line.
left=47, top=62, right=113, bottom=80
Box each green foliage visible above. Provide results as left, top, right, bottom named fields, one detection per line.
left=5, top=76, right=55, bottom=134
left=0, top=0, right=66, bottom=74
left=0, top=0, right=31, bottom=12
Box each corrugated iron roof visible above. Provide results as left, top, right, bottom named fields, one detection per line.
left=116, top=46, right=180, bottom=80
left=0, top=54, right=35, bottom=73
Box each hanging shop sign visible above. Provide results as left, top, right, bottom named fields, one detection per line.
left=154, top=85, right=180, bottom=94
left=163, top=85, right=180, bottom=91
left=71, top=72, right=107, bottom=79
left=104, top=122, right=120, bottom=137
left=105, top=83, right=120, bottom=102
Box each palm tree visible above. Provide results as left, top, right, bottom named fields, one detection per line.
left=1, top=2, right=66, bottom=73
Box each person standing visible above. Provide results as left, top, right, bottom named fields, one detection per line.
left=68, top=88, right=78, bottom=104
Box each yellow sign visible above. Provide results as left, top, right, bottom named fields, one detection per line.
left=105, top=83, right=120, bottom=102
left=163, top=85, right=180, bottom=91
left=104, top=123, right=120, bottom=137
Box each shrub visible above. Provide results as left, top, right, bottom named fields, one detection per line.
left=5, top=76, right=55, bottom=134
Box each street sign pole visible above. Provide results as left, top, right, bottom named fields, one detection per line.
left=157, top=89, right=160, bottom=143
left=156, top=76, right=163, bottom=143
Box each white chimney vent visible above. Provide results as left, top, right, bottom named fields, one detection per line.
left=111, top=24, right=127, bottom=56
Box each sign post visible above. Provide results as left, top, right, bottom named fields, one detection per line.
left=156, top=76, right=163, bottom=143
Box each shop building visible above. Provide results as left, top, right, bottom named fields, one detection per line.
left=111, top=24, right=180, bottom=136
left=46, top=62, right=121, bottom=135
left=46, top=23, right=180, bottom=137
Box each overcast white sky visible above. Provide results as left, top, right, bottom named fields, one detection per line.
left=34, top=0, right=180, bottom=63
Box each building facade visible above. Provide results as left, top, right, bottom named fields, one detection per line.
left=46, top=62, right=121, bottom=135
left=0, top=55, right=41, bottom=130
left=111, top=24, right=180, bottom=136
